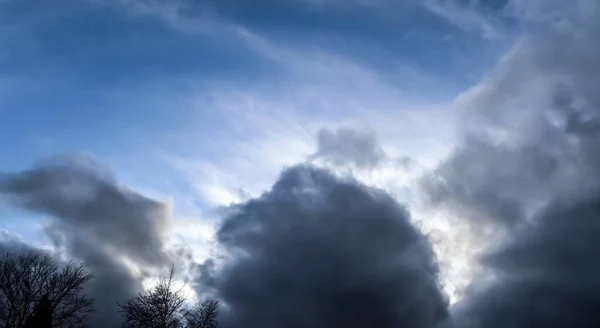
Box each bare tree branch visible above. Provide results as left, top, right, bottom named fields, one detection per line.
left=184, top=300, right=220, bottom=328
left=118, top=266, right=186, bottom=328
left=0, top=251, right=95, bottom=328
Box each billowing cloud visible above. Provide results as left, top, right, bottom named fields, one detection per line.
left=0, top=154, right=172, bottom=327
left=198, top=165, right=448, bottom=328
left=0, top=155, right=170, bottom=265
left=423, top=0, right=600, bottom=226
left=451, top=195, right=600, bottom=327
left=310, top=127, right=387, bottom=169
left=424, top=0, right=600, bottom=326
left=422, top=137, right=558, bottom=226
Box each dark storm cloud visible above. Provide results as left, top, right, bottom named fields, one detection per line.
left=198, top=165, right=448, bottom=328
left=0, top=154, right=170, bottom=265
left=310, top=127, right=386, bottom=169
left=425, top=1, right=600, bottom=327
left=451, top=195, right=600, bottom=327
left=0, top=154, right=171, bottom=327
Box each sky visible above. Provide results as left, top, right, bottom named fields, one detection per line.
left=0, top=0, right=508, bottom=269
left=2, top=0, right=600, bottom=327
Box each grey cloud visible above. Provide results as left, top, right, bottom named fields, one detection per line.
left=0, top=154, right=172, bottom=327
left=68, top=234, right=143, bottom=327
left=310, top=127, right=386, bottom=169
left=422, top=137, right=561, bottom=226
left=32, top=224, right=143, bottom=327
left=424, top=0, right=600, bottom=327
left=198, top=165, right=447, bottom=328
left=0, top=154, right=170, bottom=266
left=452, top=195, right=600, bottom=327
left=423, top=0, right=600, bottom=227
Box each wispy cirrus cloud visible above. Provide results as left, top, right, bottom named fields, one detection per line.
left=422, top=0, right=509, bottom=39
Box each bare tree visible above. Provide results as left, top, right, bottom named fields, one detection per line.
left=0, top=251, right=95, bottom=328
left=118, top=266, right=186, bottom=328
left=184, top=300, right=220, bottom=328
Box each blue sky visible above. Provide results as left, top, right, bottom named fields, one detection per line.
left=0, top=0, right=513, bottom=167
left=1, top=0, right=521, bottom=299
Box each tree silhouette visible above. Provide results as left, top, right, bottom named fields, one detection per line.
left=118, top=266, right=186, bottom=328
left=184, top=300, right=220, bottom=328
left=23, top=293, right=53, bottom=328
left=0, top=251, right=95, bottom=328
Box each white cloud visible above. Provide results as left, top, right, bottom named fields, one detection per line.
left=422, top=0, right=505, bottom=40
